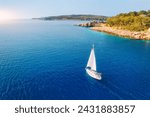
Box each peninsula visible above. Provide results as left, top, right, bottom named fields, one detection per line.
left=79, top=10, right=150, bottom=40
left=33, top=14, right=107, bottom=21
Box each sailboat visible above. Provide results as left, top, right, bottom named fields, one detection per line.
left=85, top=45, right=102, bottom=80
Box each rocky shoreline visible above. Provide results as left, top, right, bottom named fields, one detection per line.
left=78, top=21, right=102, bottom=27
left=78, top=23, right=150, bottom=40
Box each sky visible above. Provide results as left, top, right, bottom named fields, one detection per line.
left=0, top=0, right=150, bottom=19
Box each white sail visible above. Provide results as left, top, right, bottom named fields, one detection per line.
left=86, top=45, right=102, bottom=80
left=86, top=47, right=96, bottom=71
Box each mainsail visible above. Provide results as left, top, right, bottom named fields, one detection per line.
left=86, top=46, right=96, bottom=71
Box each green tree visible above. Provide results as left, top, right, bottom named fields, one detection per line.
left=106, top=10, right=150, bottom=31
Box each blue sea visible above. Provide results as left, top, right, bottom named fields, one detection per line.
left=0, top=20, right=150, bottom=100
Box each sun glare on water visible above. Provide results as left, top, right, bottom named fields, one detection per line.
left=0, top=10, right=19, bottom=23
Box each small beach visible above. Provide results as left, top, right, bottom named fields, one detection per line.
left=91, top=25, right=150, bottom=40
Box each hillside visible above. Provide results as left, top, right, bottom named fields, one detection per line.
left=78, top=10, right=150, bottom=40
left=33, top=15, right=108, bottom=21
left=106, top=10, right=150, bottom=31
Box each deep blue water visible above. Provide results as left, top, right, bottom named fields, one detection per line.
left=0, top=20, right=150, bottom=100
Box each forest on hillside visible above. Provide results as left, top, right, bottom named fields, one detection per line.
left=106, top=10, right=150, bottom=31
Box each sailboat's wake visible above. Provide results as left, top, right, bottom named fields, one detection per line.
left=96, top=80, right=124, bottom=99
left=86, top=75, right=123, bottom=99
left=99, top=79, right=137, bottom=99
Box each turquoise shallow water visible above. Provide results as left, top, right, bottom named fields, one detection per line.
left=0, top=20, right=150, bottom=100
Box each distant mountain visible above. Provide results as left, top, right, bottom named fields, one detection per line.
left=33, top=15, right=108, bottom=21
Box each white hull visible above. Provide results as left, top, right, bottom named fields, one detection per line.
left=86, top=68, right=102, bottom=80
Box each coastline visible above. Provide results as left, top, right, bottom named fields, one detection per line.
left=91, top=25, right=150, bottom=40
